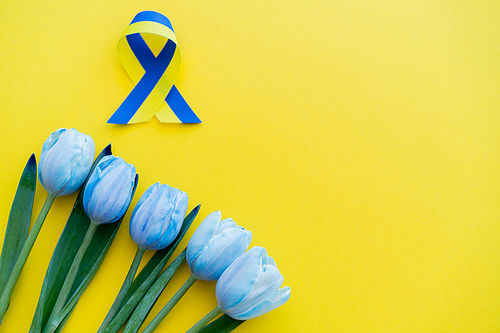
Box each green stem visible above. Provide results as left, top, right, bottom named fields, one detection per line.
left=0, top=193, right=56, bottom=321
left=142, top=275, right=198, bottom=333
left=97, top=246, right=146, bottom=333
left=186, top=307, right=223, bottom=333
left=43, top=221, right=99, bottom=333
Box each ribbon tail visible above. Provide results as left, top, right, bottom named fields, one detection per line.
left=155, top=85, right=201, bottom=123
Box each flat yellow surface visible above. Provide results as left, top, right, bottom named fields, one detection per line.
left=0, top=0, right=499, bottom=332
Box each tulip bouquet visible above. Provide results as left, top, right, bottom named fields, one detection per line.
left=0, top=128, right=290, bottom=333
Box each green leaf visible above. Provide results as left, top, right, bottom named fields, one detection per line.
left=29, top=145, right=138, bottom=333
left=0, top=154, right=36, bottom=303
left=120, top=250, right=186, bottom=333
left=50, top=222, right=129, bottom=332
left=197, top=315, right=245, bottom=333
left=102, top=205, right=200, bottom=333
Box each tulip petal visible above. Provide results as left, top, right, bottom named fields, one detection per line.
left=216, top=247, right=265, bottom=311
left=186, top=211, right=221, bottom=269
left=131, top=205, right=163, bottom=249
left=134, top=182, right=159, bottom=210
left=83, top=155, right=109, bottom=215
left=226, top=262, right=283, bottom=316
left=98, top=164, right=134, bottom=223
left=152, top=189, right=187, bottom=250
left=130, top=184, right=164, bottom=248
left=38, top=128, right=66, bottom=190
left=228, top=286, right=291, bottom=320
left=217, top=218, right=238, bottom=232
left=192, top=228, right=252, bottom=281
left=59, top=133, right=95, bottom=196
left=159, top=186, right=177, bottom=237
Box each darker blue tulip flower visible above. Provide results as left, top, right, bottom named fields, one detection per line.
left=83, top=155, right=136, bottom=224
left=129, top=182, right=188, bottom=250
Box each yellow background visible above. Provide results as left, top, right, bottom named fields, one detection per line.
left=0, top=0, right=499, bottom=332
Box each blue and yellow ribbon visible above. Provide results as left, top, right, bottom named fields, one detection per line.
left=108, top=11, right=201, bottom=124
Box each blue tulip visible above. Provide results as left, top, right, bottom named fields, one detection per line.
left=186, top=211, right=252, bottom=281
left=215, top=246, right=291, bottom=320
left=129, top=183, right=188, bottom=250
left=83, top=155, right=136, bottom=224
left=39, top=128, right=95, bottom=196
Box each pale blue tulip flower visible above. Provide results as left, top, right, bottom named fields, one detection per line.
left=129, top=182, right=188, bottom=250
left=39, top=128, right=95, bottom=196
left=0, top=128, right=95, bottom=321
left=186, top=211, right=252, bottom=281
left=215, top=246, right=291, bottom=320
left=44, top=155, right=136, bottom=328
left=83, top=155, right=136, bottom=224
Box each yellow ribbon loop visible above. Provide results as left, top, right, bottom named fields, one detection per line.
left=108, top=11, right=201, bottom=124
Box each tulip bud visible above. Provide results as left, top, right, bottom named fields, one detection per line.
left=83, top=155, right=136, bottom=224
left=215, top=246, right=291, bottom=320
left=129, top=183, right=188, bottom=250
left=186, top=211, right=252, bottom=281
left=39, top=128, right=95, bottom=196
